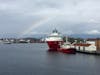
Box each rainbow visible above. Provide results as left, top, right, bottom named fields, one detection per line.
left=19, top=16, right=56, bottom=37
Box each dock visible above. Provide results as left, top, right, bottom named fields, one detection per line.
left=76, top=50, right=100, bottom=55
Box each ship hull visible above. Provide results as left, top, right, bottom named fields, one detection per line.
left=47, top=41, right=62, bottom=51
left=58, top=48, right=76, bottom=54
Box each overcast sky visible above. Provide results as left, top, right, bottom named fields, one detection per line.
left=0, top=0, right=100, bottom=37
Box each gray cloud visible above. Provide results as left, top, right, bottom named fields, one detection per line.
left=0, top=0, right=100, bottom=37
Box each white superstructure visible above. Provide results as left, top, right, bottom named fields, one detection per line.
left=45, top=29, right=63, bottom=41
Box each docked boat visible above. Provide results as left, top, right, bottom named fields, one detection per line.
left=3, top=39, right=11, bottom=44
left=45, top=29, right=76, bottom=54
left=45, top=29, right=63, bottom=51
left=58, top=43, right=76, bottom=54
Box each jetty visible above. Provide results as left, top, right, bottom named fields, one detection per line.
left=74, top=38, right=100, bottom=55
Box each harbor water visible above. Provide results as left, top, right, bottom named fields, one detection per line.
left=0, top=43, right=100, bottom=75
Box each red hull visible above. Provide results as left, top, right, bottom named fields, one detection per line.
left=58, top=48, right=76, bottom=54
left=47, top=41, right=76, bottom=54
left=47, top=41, right=62, bottom=51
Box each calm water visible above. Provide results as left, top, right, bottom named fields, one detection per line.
left=0, top=43, right=100, bottom=75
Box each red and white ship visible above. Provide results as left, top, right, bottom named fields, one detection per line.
left=58, top=43, right=76, bottom=54
left=45, top=29, right=76, bottom=53
left=45, top=29, right=63, bottom=51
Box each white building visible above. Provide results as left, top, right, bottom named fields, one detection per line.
left=74, top=42, right=96, bottom=52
